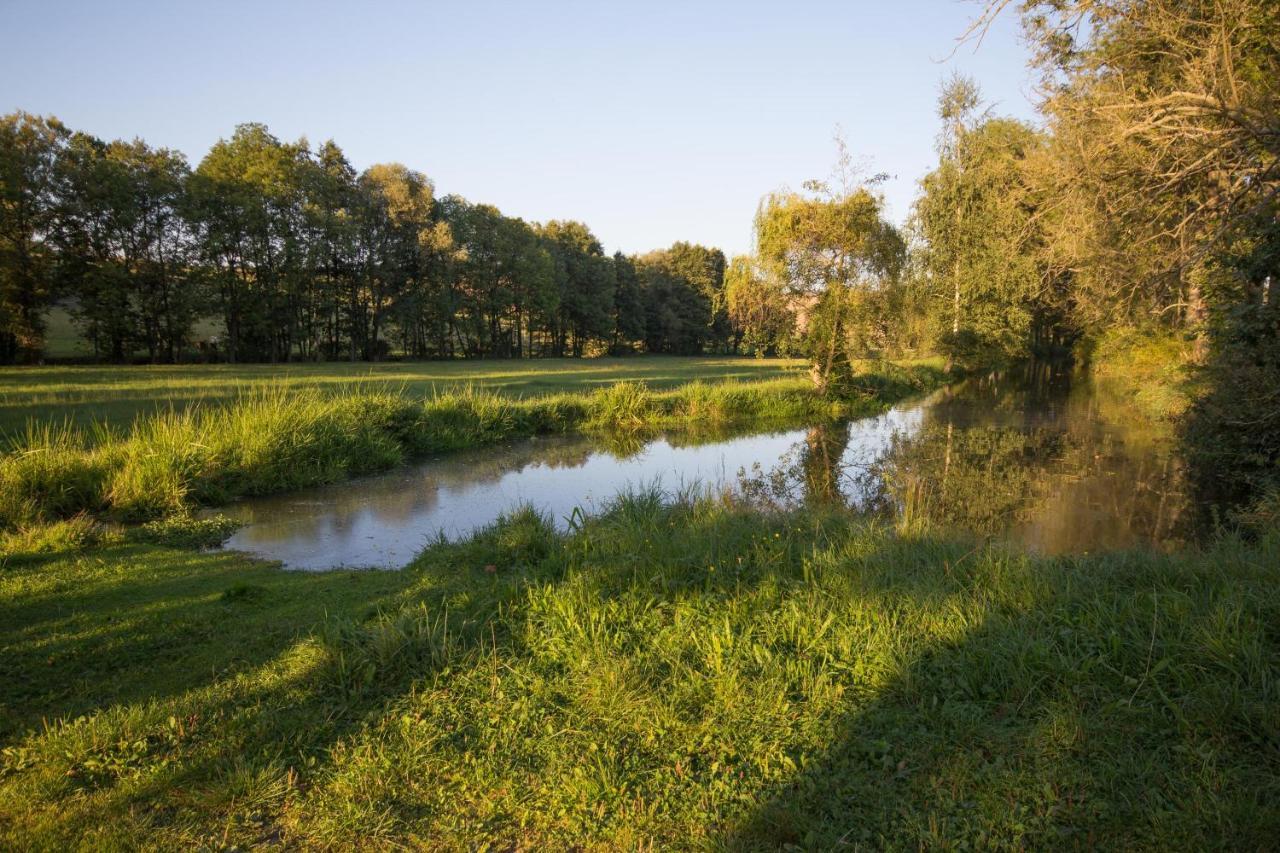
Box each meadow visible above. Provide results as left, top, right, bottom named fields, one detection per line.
left=2, top=496, right=1277, bottom=848
left=0, top=357, right=946, bottom=529
left=2, top=351, right=1277, bottom=848
left=0, top=356, right=810, bottom=438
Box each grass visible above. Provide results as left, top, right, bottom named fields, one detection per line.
left=0, top=360, right=948, bottom=528
left=1089, top=327, right=1199, bottom=421
left=0, top=355, right=819, bottom=437
left=1, top=493, right=1277, bottom=848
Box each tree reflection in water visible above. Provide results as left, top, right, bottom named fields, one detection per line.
left=740, top=363, right=1192, bottom=554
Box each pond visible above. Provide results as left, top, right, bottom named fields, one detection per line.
left=214, top=364, right=1190, bottom=569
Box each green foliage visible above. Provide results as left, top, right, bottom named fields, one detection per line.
left=636, top=242, right=729, bottom=355
left=56, top=134, right=197, bottom=362
left=911, top=83, right=1053, bottom=365
left=751, top=186, right=905, bottom=390
left=725, top=254, right=796, bottom=356
left=1090, top=327, right=1197, bottom=421
left=0, top=112, right=67, bottom=363
left=130, top=514, right=240, bottom=549
left=1183, top=296, right=1280, bottom=510
left=2, top=113, right=743, bottom=365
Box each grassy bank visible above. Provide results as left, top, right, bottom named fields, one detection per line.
left=2, top=494, right=1277, bottom=848
left=1089, top=327, right=1280, bottom=514
left=0, top=360, right=948, bottom=528
left=0, top=356, right=817, bottom=437
left=1088, top=328, right=1198, bottom=421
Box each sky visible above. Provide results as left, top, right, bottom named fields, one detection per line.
left=1, top=0, right=1039, bottom=257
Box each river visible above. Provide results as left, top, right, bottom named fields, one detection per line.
left=214, top=364, right=1190, bottom=569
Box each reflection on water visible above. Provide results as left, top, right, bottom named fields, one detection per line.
left=863, top=365, right=1189, bottom=552
left=217, top=364, right=1189, bottom=569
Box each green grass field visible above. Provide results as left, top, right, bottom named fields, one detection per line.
left=2, top=500, right=1277, bottom=848
left=0, top=356, right=946, bottom=528
left=3, top=352, right=1275, bottom=847
left=0, top=356, right=811, bottom=437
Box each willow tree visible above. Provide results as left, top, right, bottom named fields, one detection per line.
left=753, top=186, right=903, bottom=391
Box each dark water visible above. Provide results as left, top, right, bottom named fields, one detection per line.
left=215, top=365, right=1189, bottom=569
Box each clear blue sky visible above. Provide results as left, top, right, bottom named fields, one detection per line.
left=1, top=0, right=1037, bottom=257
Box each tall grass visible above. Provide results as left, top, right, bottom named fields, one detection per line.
left=0, top=362, right=949, bottom=529
left=2, top=484, right=1276, bottom=847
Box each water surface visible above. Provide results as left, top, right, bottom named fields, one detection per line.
left=216, top=366, right=1189, bottom=569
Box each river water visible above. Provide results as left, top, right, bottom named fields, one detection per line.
left=215, top=365, right=1190, bottom=569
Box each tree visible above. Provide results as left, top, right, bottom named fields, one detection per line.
left=632, top=242, right=726, bottom=355
left=753, top=185, right=903, bottom=391
left=970, top=0, right=1279, bottom=331
left=188, top=123, right=310, bottom=362
left=57, top=133, right=197, bottom=362
left=912, top=79, right=1052, bottom=365
left=301, top=140, right=359, bottom=360
left=662, top=242, right=729, bottom=351
left=610, top=251, right=645, bottom=351
left=540, top=220, right=614, bottom=356
left=724, top=254, right=794, bottom=355
left=0, top=112, right=68, bottom=363
left=355, top=163, right=436, bottom=360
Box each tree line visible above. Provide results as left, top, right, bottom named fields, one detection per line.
left=0, top=119, right=733, bottom=363
left=5, top=0, right=1275, bottom=397
left=722, top=0, right=1277, bottom=505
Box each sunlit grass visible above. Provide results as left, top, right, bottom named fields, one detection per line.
left=0, top=361, right=948, bottom=528
left=1091, top=328, right=1198, bottom=421
left=1, top=493, right=1276, bottom=848
left=0, top=356, right=824, bottom=437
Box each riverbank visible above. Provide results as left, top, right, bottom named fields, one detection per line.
left=1088, top=327, right=1198, bottom=421
left=0, top=359, right=948, bottom=528
left=2, top=492, right=1277, bottom=848
left=1088, top=327, right=1279, bottom=516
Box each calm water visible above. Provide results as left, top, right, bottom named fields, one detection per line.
left=215, top=366, right=1189, bottom=569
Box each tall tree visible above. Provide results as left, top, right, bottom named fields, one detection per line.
left=540, top=220, right=614, bottom=356
left=0, top=112, right=68, bottom=363
left=188, top=123, right=310, bottom=362
left=610, top=251, right=645, bottom=351
left=355, top=163, right=436, bottom=360
left=753, top=185, right=903, bottom=390
left=913, top=81, right=1052, bottom=365
left=58, top=133, right=196, bottom=362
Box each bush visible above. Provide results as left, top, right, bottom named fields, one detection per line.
left=1183, top=299, right=1280, bottom=511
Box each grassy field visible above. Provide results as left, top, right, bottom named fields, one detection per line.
left=1, top=498, right=1277, bottom=848
left=4, top=353, right=1274, bottom=847
left=0, top=356, right=813, bottom=438
left=0, top=359, right=947, bottom=528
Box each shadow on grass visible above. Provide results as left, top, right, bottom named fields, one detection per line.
left=3, top=465, right=1277, bottom=846
left=720, top=536, right=1280, bottom=848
